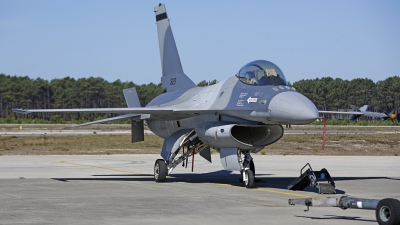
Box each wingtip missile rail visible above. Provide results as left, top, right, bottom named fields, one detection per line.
left=12, top=108, right=30, bottom=115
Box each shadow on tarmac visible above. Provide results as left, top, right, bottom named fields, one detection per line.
left=295, top=215, right=376, bottom=223
left=52, top=169, right=397, bottom=194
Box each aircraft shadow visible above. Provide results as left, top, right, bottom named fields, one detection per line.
left=91, top=174, right=154, bottom=177
left=52, top=176, right=156, bottom=182
left=294, top=215, right=376, bottom=223
left=52, top=170, right=397, bottom=195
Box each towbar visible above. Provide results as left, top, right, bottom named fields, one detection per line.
left=289, top=196, right=400, bottom=225
left=289, top=196, right=380, bottom=210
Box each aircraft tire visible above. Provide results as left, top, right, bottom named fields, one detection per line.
left=244, top=169, right=254, bottom=189
left=154, top=159, right=167, bottom=182
left=250, top=160, right=255, bottom=176
left=239, top=161, right=255, bottom=183
left=376, top=198, right=400, bottom=225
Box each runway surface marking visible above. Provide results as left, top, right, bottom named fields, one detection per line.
left=60, top=160, right=319, bottom=199
left=59, top=161, right=143, bottom=174
left=217, top=183, right=317, bottom=198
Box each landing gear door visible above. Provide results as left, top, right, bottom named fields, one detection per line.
left=220, top=148, right=240, bottom=171
left=131, top=120, right=144, bottom=143
left=160, top=129, right=191, bottom=161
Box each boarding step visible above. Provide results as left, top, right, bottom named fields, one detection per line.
left=288, top=163, right=336, bottom=194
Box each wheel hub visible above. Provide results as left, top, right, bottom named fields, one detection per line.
left=154, top=164, right=159, bottom=179
left=379, top=206, right=391, bottom=222
left=243, top=170, right=248, bottom=185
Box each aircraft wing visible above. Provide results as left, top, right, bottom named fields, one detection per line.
left=12, top=107, right=232, bottom=115
left=65, top=114, right=140, bottom=129
left=13, top=107, right=173, bottom=115
left=318, top=110, right=364, bottom=115
left=12, top=107, right=222, bottom=121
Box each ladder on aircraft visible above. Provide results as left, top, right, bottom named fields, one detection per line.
left=168, top=143, right=208, bottom=174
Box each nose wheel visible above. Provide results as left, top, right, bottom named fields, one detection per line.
left=243, top=169, right=254, bottom=188
left=154, top=159, right=167, bottom=182
left=238, top=151, right=256, bottom=188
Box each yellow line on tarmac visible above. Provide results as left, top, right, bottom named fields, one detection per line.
left=255, top=188, right=318, bottom=198
left=59, top=161, right=143, bottom=175
left=217, top=183, right=319, bottom=198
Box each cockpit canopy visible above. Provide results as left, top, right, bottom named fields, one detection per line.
left=236, top=60, right=287, bottom=86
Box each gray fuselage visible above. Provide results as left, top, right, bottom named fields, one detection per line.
left=145, top=76, right=318, bottom=139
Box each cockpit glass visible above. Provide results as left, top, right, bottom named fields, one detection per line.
left=235, top=60, right=287, bottom=86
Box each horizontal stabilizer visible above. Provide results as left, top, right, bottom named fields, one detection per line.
left=350, top=105, right=358, bottom=111
left=123, top=87, right=141, bottom=108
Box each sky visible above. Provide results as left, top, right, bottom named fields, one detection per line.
left=1, top=0, right=399, bottom=85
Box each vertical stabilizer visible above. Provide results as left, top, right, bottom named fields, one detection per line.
left=154, top=4, right=196, bottom=92
left=360, top=105, right=369, bottom=111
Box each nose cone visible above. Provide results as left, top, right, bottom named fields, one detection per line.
left=269, top=91, right=318, bottom=124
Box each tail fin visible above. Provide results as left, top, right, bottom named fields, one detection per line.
left=359, top=105, right=369, bottom=111
left=154, top=4, right=196, bottom=93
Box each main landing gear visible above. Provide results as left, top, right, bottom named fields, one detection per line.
left=154, top=159, right=167, bottom=182
left=154, top=145, right=257, bottom=189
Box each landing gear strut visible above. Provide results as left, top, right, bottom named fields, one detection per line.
left=154, top=130, right=209, bottom=183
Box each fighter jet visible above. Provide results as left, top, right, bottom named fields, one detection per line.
left=349, top=105, right=398, bottom=121
left=13, top=4, right=358, bottom=188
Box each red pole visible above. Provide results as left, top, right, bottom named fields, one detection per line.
left=191, top=148, right=195, bottom=172
left=322, top=117, right=327, bottom=150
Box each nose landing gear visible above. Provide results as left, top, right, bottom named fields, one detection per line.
left=243, top=169, right=254, bottom=188
left=239, top=151, right=255, bottom=188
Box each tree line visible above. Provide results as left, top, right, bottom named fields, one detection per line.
left=292, top=76, right=400, bottom=116
left=0, top=73, right=399, bottom=122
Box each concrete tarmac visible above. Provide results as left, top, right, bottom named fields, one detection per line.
left=0, top=155, right=399, bottom=225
